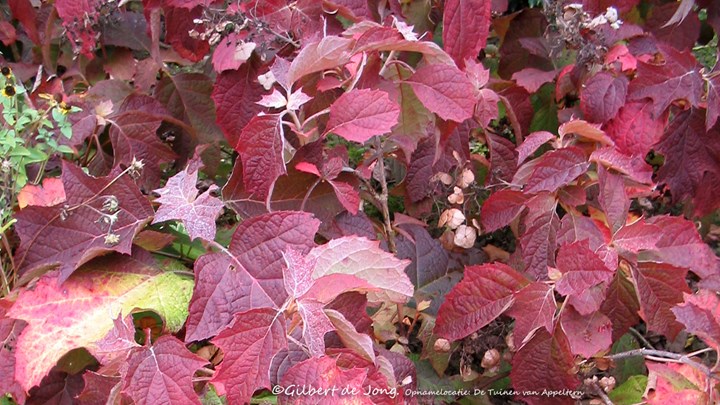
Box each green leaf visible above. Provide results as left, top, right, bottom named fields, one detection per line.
left=529, top=84, right=558, bottom=133
left=60, top=125, right=73, bottom=139
left=610, top=334, right=647, bottom=384
left=56, top=144, right=74, bottom=154
left=608, top=375, right=648, bottom=404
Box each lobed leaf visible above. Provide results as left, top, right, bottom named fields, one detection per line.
left=7, top=252, right=194, bottom=391
left=435, top=263, right=528, bottom=341
left=14, top=162, right=154, bottom=284
left=325, top=89, right=400, bottom=143
left=211, top=308, right=287, bottom=405
left=405, top=64, right=476, bottom=122
left=121, top=335, right=208, bottom=405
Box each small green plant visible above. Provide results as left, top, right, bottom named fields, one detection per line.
left=0, top=66, right=78, bottom=232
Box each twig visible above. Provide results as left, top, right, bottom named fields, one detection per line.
left=605, top=348, right=719, bottom=381
left=300, top=178, right=321, bottom=212
left=629, top=326, right=655, bottom=349
left=373, top=137, right=396, bottom=253
left=591, top=381, right=614, bottom=405
left=378, top=50, right=397, bottom=77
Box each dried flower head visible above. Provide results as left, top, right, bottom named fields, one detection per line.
left=104, top=233, right=120, bottom=246
left=102, top=195, right=119, bottom=213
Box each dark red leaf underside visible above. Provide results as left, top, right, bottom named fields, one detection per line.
left=14, top=162, right=154, bottom=284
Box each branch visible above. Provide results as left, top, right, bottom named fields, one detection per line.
left=373, top=137, right=396, bottom=253
left=590, top=381, right=613, bottom=405
left=605, top=348, right=719, bottom=381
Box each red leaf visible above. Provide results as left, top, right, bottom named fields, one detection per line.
left=512, top=68, right=557, bottom=93
left=510, top=327, right=578, bottom=405
left=442, top=0, right=492, bottom=69
left=77, top=371, right=121, bottom=405
left=560, top=308, right=612, bottom=358
left=558, top=120, right=614, bottom=146
left=612, top=218, right=662, bottom=253
left=278, top=357, right=371, bottom=404
left=223, top=160, right=346, bottom=225
left=235, top=114, right=286, bottom=199
left=0, top=302, right=26, bottom=404
left=600, top=269, right=640, bottom=341
left=211, top=308, right=287, bottom=404
left=327, top=179, right=361, bottom=214
left=555, top=241, right=614, bottom=296
left=557, top=214, right=609, bottom=252
left=296, top=300, right=334, bottom=357
left=0, top=21, right=16, bottom=46
left=27, top=371, right=84, bottom=405
left=9, top=0, right=40, bottom=44
left=597, top=165, right=629, bottom=234
left=405, top=64, right=476, bottom=122
left=672, top=290, right=720, bottom=352
left=121, top=335, right=207, bottom=405
left=89, top=314, right=139, bottom=366
left=655, top=108, right=720, bottom=210
left=164, top=6, right=210, bottom=62
left=580, top=72, right=628, bottom=123
left=390, top=82, right=435, bottom=157
left=152, top=167, right=224, bottom=241
left=517, top=131, right=555, bottom=164
left=325, top=89, right=400, bottom=143
left=646, top=1, right=701, bottom=51
left=475, top=88, right=500, bottom=128
left=507, top=282, right=556, bottom=346
left=287, top=36, right=354, bottom=85
left=14, top=162, right=154, bottom=284
left=8, top=252, right=193, bottom=391
left=590, top=146, right=654, bottom=185
left=480, top=190, right=528, bottom=232
left=627, top=45, right=704, bottom=118
left=325, top=309, right=375, bottom=363
left=645, top=362, right=711, bottom=404
left=282, top=249, right=316, bottom=299
left=520, top=195, right=559, bottom=280
left=645, top=215, right=720, bottom=279
left=603, top=101, right=667, bottom=158
left=296, top=154, right=360, bottom=214
left=154, top=73, right=224, bottom=144
left=308, top=236, right=413, bottom=303
left=185, top=212, right=319, bottom=342
left=405, top=136, right=455, bottom=202
left=524, top=147, right=589, bottom=194
left=567, top=282, right=608, bottom=316
left=435, top=263, right=529, bottom=341
left=109, top=113, right=177, bottom=189
left=706, top=67, right=720, bottom=130
left=164, top=0, right=210, bottom=8
left=212, top=62, right=266, bottom=147
left=211, top=32, right=255, bottom=73
left=55, top=0, right=100, bottom=57
left=632, top=263, right=689, bottom=340
left=486, top=132, right=518, bottom=183
left=395, top=224, right=449, bottom=291
left=17, top=178, right=66, bottom=209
